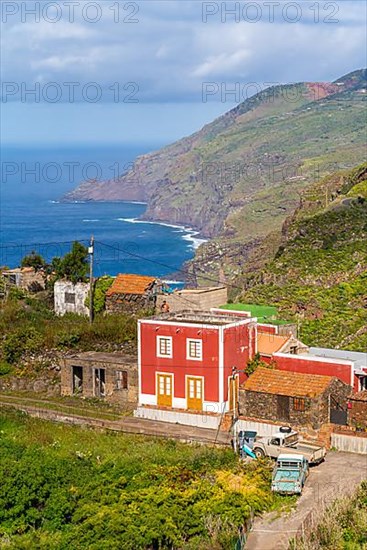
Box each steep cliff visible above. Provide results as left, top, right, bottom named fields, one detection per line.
left=63, top=69, right=366, bottom=241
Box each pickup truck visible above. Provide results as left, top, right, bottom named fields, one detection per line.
left=271, top=454, right=309, bottom=495
left=250, top=428, right=326, bottom=465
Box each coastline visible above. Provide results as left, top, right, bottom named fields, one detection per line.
left=117, top=216, right=207, bottom=250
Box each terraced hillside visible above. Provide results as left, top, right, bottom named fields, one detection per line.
left=239, top=163, right=367, bottom=351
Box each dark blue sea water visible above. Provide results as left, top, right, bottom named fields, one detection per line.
left=0, top=146, right=205, bottom=279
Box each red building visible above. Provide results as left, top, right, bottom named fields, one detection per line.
left=137, top=311, right=256, bottom=414
left=273, top=352, right=361, bottom=392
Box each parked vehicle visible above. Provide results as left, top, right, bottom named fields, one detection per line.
left=271, top=454, right=309, bottom=495
left=237, top=426, right=326, bottom=465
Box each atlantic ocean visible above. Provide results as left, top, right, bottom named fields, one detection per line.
left=0, top=145, right=205, bottom=278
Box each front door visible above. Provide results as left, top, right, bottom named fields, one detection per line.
left=157, top=374, right=173, bottom=407
left=187, top=377, right=203, bottom=411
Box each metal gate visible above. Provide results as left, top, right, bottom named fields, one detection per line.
left=330, top=396, right=347, bottom=425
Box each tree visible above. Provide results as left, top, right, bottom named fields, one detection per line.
left=21, top=251, right=46, bottom=270
left=52, top=242, right=89, bottom=284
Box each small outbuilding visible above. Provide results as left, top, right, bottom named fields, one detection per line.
left=54, top=280, right=89, bottom=316
left=105, top=274, right=158, bottom=314
left=2, top=267, right=46, bottom=292
left=240, top=367, right=351, bottom=429
left=156, top=286, right=228, bottom=314
left=61, top=352, right=138, bottom=405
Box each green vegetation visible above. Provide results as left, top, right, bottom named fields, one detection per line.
left=51, top=241, right=89, bottom=284
left=85, top=276, right=114, bottom=314
left=239, top=163, right=367, bottom=351
left=0, top=409, right=292, bottom=549
left=0, top=292, right=137, bottom=369
left=21, top=251, right=46, bottom=270
left=290, top=482, right=367, bottom=549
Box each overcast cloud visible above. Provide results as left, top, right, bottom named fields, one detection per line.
left=1, top=0, right=366, bottom=144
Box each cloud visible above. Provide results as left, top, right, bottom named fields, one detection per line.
left=1, top=0, right=366, bottom=103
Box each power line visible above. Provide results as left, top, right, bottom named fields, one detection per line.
left=95, top=240, right=244, bottom=294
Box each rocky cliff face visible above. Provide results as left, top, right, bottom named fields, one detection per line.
left=62, top=69, right=367, bottom=248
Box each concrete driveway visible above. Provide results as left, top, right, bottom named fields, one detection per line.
left=246, top=451, right=367, bottom=549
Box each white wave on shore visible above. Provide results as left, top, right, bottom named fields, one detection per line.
left=116, top=217, right=207, bottom=250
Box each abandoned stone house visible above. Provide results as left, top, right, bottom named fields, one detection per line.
left=348, top=391, right=367, bottom=429
left=2, top=267, right=46, bottom=292
left=54, top=280, right=89, bottom=316
left=105, top=274, right=158, bottom=314
left=240, top=367, right=351, bottom=429
left=61, top=352, right=138, bottom=404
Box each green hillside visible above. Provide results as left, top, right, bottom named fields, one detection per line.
left=63, top=70, right=366, bottom=263
left=239, top=163, right=367, bottom=351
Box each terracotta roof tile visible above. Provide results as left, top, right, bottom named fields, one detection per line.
left=244, top=367, right=334, bottom=398
left=257, top=333, right=290, bottom=356
left=106, top=274, right=156, bottom=296
left=350, top=390, right=367, bottom=402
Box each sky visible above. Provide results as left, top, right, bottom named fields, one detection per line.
left=1, top=0, right=366, bottom=146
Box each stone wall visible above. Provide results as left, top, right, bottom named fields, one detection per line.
left=156, top=287, right=227, bottom=314
left=61, top=353, right=138, bottom=405
left=106, top=293, right=155, bottom=314
left=54, top=280, right=89, bottom=316
left=348, top=399, right=367, bottom=428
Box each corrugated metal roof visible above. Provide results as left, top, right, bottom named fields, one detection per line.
left=244, top=367, right=334, bottom=398
left=257, top=333, right=290, bottom=356
left=106, top=274, right=156, bottom=296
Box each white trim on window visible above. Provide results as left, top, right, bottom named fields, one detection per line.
left=186, top=338, right=203, bottom=361
left=156, top=335, right=173, bottom=358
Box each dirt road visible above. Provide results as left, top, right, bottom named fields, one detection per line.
left=246, top=451, right=367, bottom=549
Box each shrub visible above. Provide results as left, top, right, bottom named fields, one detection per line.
left=0, top=362, right=12, bottom=376
left=2, top=327, right=43, bottom=364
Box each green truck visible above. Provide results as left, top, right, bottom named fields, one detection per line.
left=271, top=454, right=309, bottom=495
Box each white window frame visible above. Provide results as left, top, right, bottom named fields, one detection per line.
left=156, top=335, right=173, bottom=358
left=186, top=338, right=203, bottom=361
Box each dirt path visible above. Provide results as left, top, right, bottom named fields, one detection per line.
left=246, top=451, right=367, bottom=549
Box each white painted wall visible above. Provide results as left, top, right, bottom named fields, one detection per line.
left=331, top=433, right=367, bottom=454
left=134, top=406, right=221, bottom=429
left=54, top=280, right=89, bottom=316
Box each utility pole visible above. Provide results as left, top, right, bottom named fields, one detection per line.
left=88, top=235, right=94, bottom=324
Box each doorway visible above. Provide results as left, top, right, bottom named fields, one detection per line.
left=72, top=366, right=83, bottom=394
left=157, top=374, right=173, bottom=407
left=94, top=368, right=106, bottom=398
left=187, top=377, right=203, bottom=411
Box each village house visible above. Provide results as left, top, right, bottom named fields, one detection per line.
left=256, top=332, right=308, bottom=363
left=135, top=310, right=257, bottom=427
left=240, top=367, right=351, bottom=429
left=54, top=280, right=89, bottom=316
left=273, top=347, right=367, bottom=393
left=105, top=274, right=159, bottom=314
left=61, top=351, right=138, bottom=405
left=2, top=266, right=46, bottom=292
left=348, top=391, right=367, bottom=430
left=156, top=286, right=228, bottom=314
